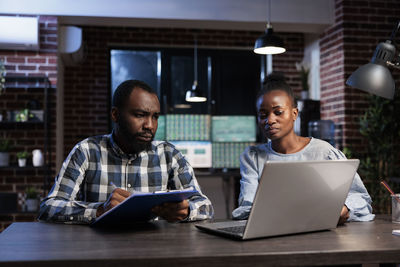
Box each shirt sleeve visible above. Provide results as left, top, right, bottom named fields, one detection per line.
left=328, top=148, right=375, bottom=221
left=169, top=148, right=214, bottom=221
left=38, top=143, right=101, bottom=224
left=345, top=172, right=375, bottom=221
left=232, top=146, right=259, bottom=220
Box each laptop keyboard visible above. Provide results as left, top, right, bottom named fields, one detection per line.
left=217, top=225, right=245, bottom=234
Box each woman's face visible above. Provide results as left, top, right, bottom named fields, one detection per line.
left=256, top=90, right=298, bottom=141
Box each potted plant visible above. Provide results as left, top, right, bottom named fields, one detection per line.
left=0, top=137, right=11, bottom=167
left=16, top=151, right=29, bottom=167
left=15, top=108, right=33, bottom=122
left=295, top=61, right=310, bottom=99
left=357, top=92, right=400, bottom=213
left=25, top=187, right=39, bottom=212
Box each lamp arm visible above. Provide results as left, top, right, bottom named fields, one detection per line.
left=389, top=21, right=400, bottom=42
left=385, top=20, right=400, bottom=68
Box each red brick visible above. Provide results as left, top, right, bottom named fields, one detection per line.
left=40, top=44, right=57, bottom=50
left=48, top=58, right=57, bottom=64
left=17, top=65, right=37, bottom=71
left=47, top=23, right=58, bottom=28
left=0, top=185, right=14, bottom=191
left=6, top=57, right=25, bottom=63
left=4, top=65, right=16, bottom=71
left=27, top=58, right=46, bottom=63
left=38, top=66, right=57, bottom=71
left=40, top=29, right=58, bottom=35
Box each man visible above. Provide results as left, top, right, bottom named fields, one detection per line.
left=39, top=80, right=214, bottom=224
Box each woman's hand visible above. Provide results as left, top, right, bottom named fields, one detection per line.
left=338, top=205, right=350, bottom=225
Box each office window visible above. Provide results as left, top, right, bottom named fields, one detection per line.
left=110, top=50, right=161, bottom=101
left=109, top=47, right=261, bottom=119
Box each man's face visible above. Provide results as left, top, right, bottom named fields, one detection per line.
left=112, top=87, right=160, bottom=153
left=256, top=90, right=298, bottom=141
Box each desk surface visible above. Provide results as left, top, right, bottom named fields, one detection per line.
left=1, top=216, right=400, bottom=267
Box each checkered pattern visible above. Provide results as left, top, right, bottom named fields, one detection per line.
left=38, top=133, right=214, bottom=224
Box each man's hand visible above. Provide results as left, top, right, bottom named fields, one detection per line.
left=96, top=188, right=131, bottom=217
left=151, top=200, right=190, bottom=222
left=337, top=205, right=350, bottom=225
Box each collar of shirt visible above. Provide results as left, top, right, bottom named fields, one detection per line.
left=108, top=131, right=138, bottom=160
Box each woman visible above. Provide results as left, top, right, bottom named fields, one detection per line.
left=232, top=74, right=374, bottom=224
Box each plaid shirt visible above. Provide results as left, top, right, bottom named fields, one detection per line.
left=38, top=133, right=214, bottom=224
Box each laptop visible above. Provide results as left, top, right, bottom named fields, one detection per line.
left=196, top=159, right=360, bottom=240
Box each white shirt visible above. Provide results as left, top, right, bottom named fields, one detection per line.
left=232, top=138, right=375, bottom=222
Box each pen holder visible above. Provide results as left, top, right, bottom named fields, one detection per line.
left=392, top=194, right=400, bottom=223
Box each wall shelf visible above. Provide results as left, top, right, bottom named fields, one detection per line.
left=0, top=121, right=44, bottom=130
left=0, top=75, right=52, bottom=227
left=0, top=164, right=50, bottom=170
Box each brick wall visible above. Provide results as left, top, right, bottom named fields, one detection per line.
left=320, top=0, right=400, bottom=150
left=1, top=16, right=58, bottom=82
left=0, top=15, right=58, bottom=232
left=63, top=26, right=304, bottom=156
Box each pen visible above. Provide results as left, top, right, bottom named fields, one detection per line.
left=109, top=181, right=117, bottom=190
left=380, top=180, right=400, bottom=204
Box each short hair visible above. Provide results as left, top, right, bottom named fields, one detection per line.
left=256, top=72, right=297, bottom=108
left=112, top=80, right=157, bottom=109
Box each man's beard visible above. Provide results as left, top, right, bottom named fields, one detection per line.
left=130, top=133, right=153, bottom=153
left=117, top=119, right=154, bottom=154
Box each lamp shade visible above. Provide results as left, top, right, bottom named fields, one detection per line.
left=185, top=81, right=207, bottom=102
left=346, top=63, right=395, bottom=99
left=254, top=27, right=286, bottom=55
left=346, top=41, right=396, bottom=99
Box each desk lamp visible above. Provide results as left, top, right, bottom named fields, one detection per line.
left=346, top=21, right=400, bottom=99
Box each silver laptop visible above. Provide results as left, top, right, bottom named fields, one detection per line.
left=196, top=159, right=360, bottom=240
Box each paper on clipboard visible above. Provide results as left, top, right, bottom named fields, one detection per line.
left=90, top=187, right=198, bottom=227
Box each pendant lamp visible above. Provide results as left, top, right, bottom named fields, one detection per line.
left=346, top=21, right=400, bottom=99
left=186, top=38, right=207, bottom=102
left=254, top=0, right=286, bottom=55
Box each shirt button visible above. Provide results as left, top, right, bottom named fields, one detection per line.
left=70, top=216, right=74, bottom=221
left=128, top=184, right=131, bottom=188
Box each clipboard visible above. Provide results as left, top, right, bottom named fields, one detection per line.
left=90, top=187, right=198, bottom=227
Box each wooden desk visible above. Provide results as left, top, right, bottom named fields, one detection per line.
left=0, top=216, right=400, bottom=266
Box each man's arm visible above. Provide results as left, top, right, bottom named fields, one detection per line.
left=38, top=143, right=102, bottom=224
left=155, top=146, right=214, bottom=222
left=151, top=200, right=190, bottom=222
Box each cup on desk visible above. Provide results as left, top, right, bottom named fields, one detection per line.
left=392, top=194, right=400, bottom=223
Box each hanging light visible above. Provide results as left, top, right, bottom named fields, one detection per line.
left=186, top=38, right=207, bottom=102
left=346, top=21, right=400, bottom=99
left=254, top=0, right=286, bottom=55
